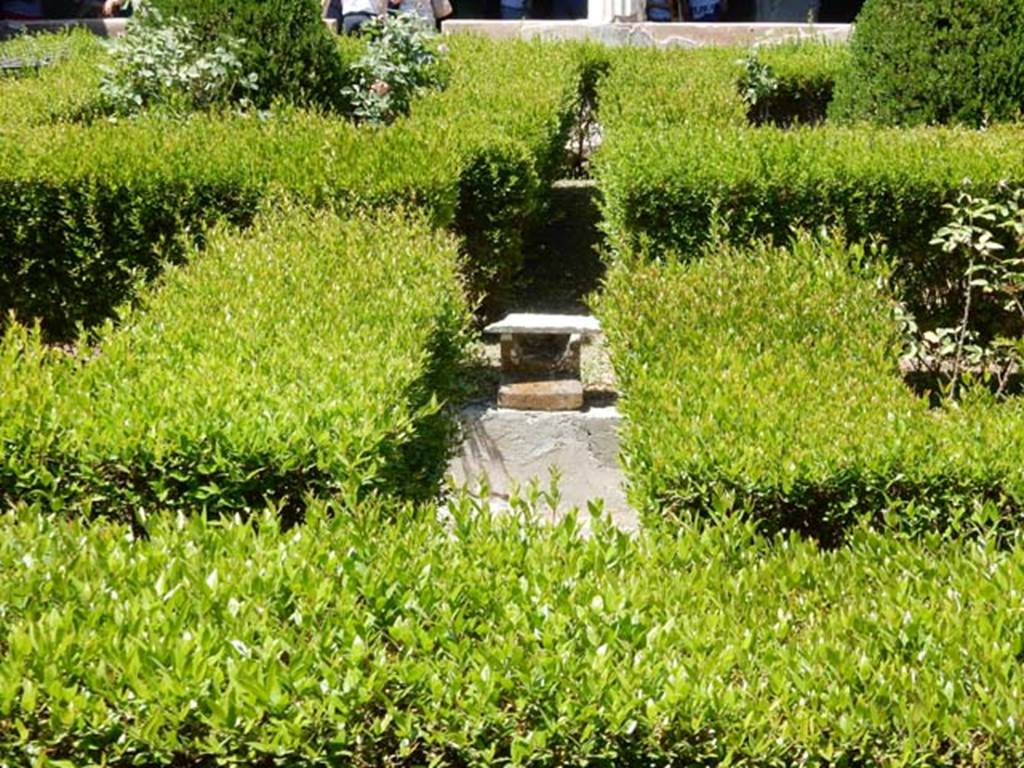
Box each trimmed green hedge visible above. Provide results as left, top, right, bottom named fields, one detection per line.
left=0, top=111, right=449, bottom=339
left=0, top=29, right=107, bottom=128
left=594, top=42, right=1024, bottom=307
left=0, top=207, right=468, bottom=520
left=0, top=34, right=581, bottom=339
left=599, top=237, right=1024, bottom=542
left=3, top=504, right=1024, bottom=766
left=596, top=41, right=1024, bottom=536
left=831, top=0, right=1024, bottom=127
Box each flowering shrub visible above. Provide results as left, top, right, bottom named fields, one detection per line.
left=98, top=7, right=258, bottom=116
left=342, top=13, right=446, bottom=125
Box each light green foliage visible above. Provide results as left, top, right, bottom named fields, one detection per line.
left=752, top=37, right=850, bottom=97
left=0, top=29, right=108, bottom=129
left=0, top=35, right=583, bottom=337
left=595, top=44, right=746, bottom=131
left=342, top=14, right=446, bottom=126
left=0, top=207, right=469, bottom=518
left=2, top=503, right=1024, bottom=765
left=0, top=107, right=454, bottom=340
left=599, top=237, right=1024, bottom=541
left=98, top=8, right=259, bottom=116
left=593, top=41, right=1024, bottom=296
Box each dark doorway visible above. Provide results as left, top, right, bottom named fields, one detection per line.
left=722, top=0, right=864, bottom=21
left=817, top=0, right=863, bottom=22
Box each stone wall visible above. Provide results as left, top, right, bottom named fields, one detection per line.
left=442, top=20, right=850, bottom=46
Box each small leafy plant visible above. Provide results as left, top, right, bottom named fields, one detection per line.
left=99, top=6, right=258, bottom=116
left=901, top=185, right=1024, bottom=401
left=737, top=51, right=778, bottom=124
left=341, top=13, right=446, bottom=126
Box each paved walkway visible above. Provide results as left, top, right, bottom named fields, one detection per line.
left=447, top=402, right=637, bottom=531
left=444, top=176, right=638, bottom=531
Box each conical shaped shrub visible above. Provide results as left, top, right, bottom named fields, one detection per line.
left=831, top=0, right=1024, bottom=127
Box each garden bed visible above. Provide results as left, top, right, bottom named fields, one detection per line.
left=3, top=502, right=1024, bottom=766
left=6, top=21, right=1024, bottom=767
left=0, top=31, right=589, bottom=339
left=592, top=41, right=1024, bottom=320
left=599, top=236, right=1024, bottom=542
left=0, top=208, right=469, bottom=521
left=591, top=39, right=1024, bottom=539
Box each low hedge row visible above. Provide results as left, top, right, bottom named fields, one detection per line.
left=743, top=40, right=848, bottom=126
left=599, top=237, right=1024, bottom=542
left=0, top=207, right=468, bottom=520
left=3, top=504, right=1024, bottom=766
left=593, top=42, right=1024, bottom=307
left=0, top=33, right=582, bottom=339
left=0, top=111, right=449, bottom=339
left=0, top=29, right=107, bottom=129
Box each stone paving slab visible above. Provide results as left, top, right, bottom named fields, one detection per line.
left=498, top=379, right=584, bottom=410
left=447, top=403, right=637, bottom=532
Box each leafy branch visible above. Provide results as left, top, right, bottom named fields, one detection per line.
left=902, top=185, right=1024, bottom=402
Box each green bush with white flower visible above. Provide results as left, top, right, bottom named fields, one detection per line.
left=342, top=13, right=448, bottom=125
left=98, top=7, right=258, bottom=116
left=97, top=5, right=446, bottom=123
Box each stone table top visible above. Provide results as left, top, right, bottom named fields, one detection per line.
left=484, top=313, right=601, bottom=337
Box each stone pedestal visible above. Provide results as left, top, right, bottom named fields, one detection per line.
left=484, top=313, right=601, bottom=413
left=500, top=333, right=582, bottom=377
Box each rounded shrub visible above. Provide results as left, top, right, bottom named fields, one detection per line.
left=831, top=0, right=1024, bottom=127
left=146, top=0, right=349, bottom=111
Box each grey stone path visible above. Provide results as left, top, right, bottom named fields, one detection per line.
left=444, top=178, right=638, bottom=531
left=446, top=403, right=637, bottom=531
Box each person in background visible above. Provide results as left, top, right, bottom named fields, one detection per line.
left=645, top=0, right=729, bottom=21
left=551, top=0, right=584, bottom=19
left=645, top=0, right=672, bottom=21
left=390, top=0, right=452, bottom=28
left=1, top=0, right=43, bottom=19
left=326, top=0, right=381, bottom=34
left=686, top=0, right=726, bottom=20
left=496, top=0, right=525, bottom=19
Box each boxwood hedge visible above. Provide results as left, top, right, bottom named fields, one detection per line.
left=0, top=207, right=469, bottom=521
left=0, top=33, right=583, bottom=339
left=3, top=503, right=1024, bottom=766
left=599, top=237, right=1024, bottom=542
left=593, top=42, right=1024, bottom=309
left=831, top=0, right=1024, bottom=128
left=0, top=29, right=107, bottom=128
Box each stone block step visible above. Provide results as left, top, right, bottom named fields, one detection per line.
left=498, top=379, right=584, bottom=411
